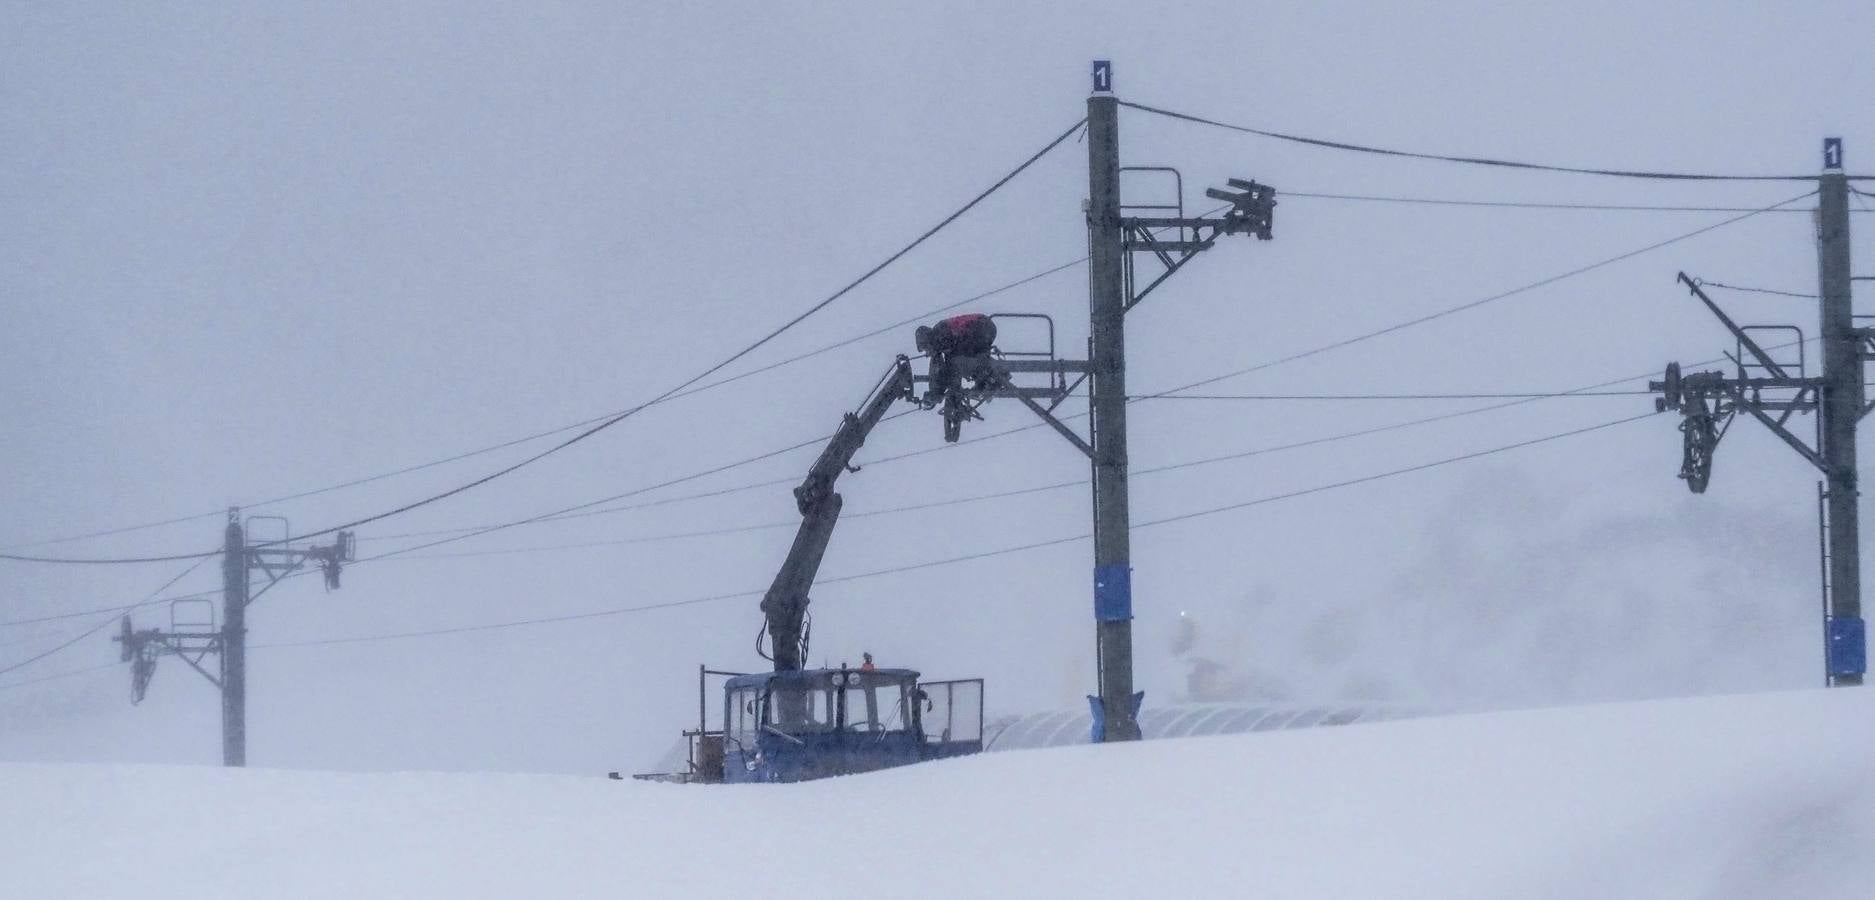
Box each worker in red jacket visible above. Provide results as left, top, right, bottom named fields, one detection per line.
left=914, top=313, right=998, bottom=403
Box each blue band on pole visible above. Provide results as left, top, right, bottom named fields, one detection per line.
left=1094, top=564, right=1132, bottom=622
left=1089, top=692, right=1147, bottom=743
left=1828, top=616, right=1865, bottom=676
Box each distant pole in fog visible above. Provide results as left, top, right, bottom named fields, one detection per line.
left=113, top=510, right=355, bottom=766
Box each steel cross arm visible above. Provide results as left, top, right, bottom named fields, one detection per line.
left=248, top=549, right=305, bottom=586
left=248, top=557, right=300, bottom=605
left=1017, top=394, right=1094, bottom=458
left=1770, top=384, right=1818, bottom=428
left=243, top=558, right=302, bottom=609
left=999, top=359, right=1093, bottom=375
left=1722, top=376, right=1825, bottom=390
left=1126, top=237, right=1205, bottom=311
left=1128, top=221, right=1177, bottom=270
left=1680, top=272, right=1793, bottom=379
left=1121, top=218, right=1219, bottom=255
left=1716, top=350, right=1818, bottom=427
left=1121, top=223, right=1214, bottom=312
left=1720, top=382, right=1828, bottom=472
left=1122, top=216, right=1229, bottom=230
left=158, top=635, right=224, bottom=690
left=1051, top=372, right=1089, bottom=412
left=910, top=359, right=1090, bottom=384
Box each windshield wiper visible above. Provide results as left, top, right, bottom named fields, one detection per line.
left=762, top=725, right=807, bottom=745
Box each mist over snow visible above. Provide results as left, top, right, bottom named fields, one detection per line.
left=3, top=10, right=1874, bottom=893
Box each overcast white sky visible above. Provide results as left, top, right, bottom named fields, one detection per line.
left=3, top=1, right=1873, bottom=774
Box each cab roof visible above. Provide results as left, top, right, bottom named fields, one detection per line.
left=724, top=667, right=920, bottom=692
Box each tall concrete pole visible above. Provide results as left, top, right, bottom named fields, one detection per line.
left=1087, top=61, right=1140, bottom=740
left=1818, top=138, right=1863, bottom=687
left=220, top=510, right=249, bottom=764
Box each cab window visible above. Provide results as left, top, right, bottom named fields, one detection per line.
left=725, top=687, right=760, bottom=750
left=841, top=676, right=910, bottom=733
left=767, top=684, right=835, bottom=734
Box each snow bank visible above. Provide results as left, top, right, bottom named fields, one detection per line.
left=5, top=688, right=1873, bottom=899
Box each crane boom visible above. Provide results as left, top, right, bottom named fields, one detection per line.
left=759, top=358, right=915, bottom=671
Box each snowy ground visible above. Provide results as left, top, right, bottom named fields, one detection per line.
left=6, top=688, right=1873, bottom=899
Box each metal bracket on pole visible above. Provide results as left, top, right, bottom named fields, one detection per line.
left=1723, top=382, right=1828, bottom=472
left=166, top=640, right=224, bottom=691
left=1017, top=394, right=1094, bottom=458
left=1121, top=179, right=1275, bottom=312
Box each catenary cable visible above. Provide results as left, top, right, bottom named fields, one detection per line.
left=358, top=196, right=1798, bottom=551
left=0, top=118, right=1087, bottom=565
left=1282, top=190, right=1870, bottom=214
left=1118, top=100, right=1872, bottom=182
left=0, top=558, right=209, bottom=677
left=254, top=412, right=1654, bottom=648
left=1692, top=280, right=1818, bottom=300
left=2, top=256, right=1089, bottom=554
left=1142, top=191, right=1816, bottom=399
left=1129, top=390, right=1652, bottom=401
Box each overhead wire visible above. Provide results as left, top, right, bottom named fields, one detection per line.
left=0, top=557, right=209, bottom=678
left=0, top=661, right=119, bottom=692
left=1118, top=99, right=1873, bottom=182
left=349, top=358, right=1690, bottom=561
left=1282, top=190, right=1872, bottom=214
left=1137, top=412, right=1657, bottom=528
left=352, top=408, right=920, bottom=564
left=17, top=329, right=1771, bottom=583
left=16, top=182, right=1792, bottom=571
left=361, top=321, right=1806, bottom=563
left=205, top=116, right=1088, bottom=549
left=0, top=588, right=219, bottom=628
left=7, top=151, right=1804, bottom=568
left=253, top=410, right=1655, bottom=648
left=1129, top=390, right=1652, bottom=401
left=0, top=117, right=1088, bottom=565
left=2, top=257, right=1090, bottom=555
left=357, top=197, right=1797, bottom=551
left=1692, top=279, right=1818, bottom=299
left=1141, top=190, right=1817, bottom=399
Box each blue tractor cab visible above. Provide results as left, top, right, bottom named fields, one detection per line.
left=721, top=667, right=982, bottom=783
left=627, top=665, right=984, bottom=784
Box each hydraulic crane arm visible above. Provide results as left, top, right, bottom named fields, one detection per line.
left=759, top=358, right=916, bottom=671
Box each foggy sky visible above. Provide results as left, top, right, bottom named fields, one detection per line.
left=3, top=1, right=1873, bottom=774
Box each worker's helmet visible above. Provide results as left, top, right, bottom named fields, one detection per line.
left=913, top=325, right=933, bottom=353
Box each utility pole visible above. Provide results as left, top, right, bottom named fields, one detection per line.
left=115, top=510, right=354, bottom=765
left=1648, top=138, right=1863, bottom=686
left=906, top=61, right=1273, bottom=741
left=1817, top=138, right=1861, bottom=686
left=1086, top=61, right=1141, bottom=742
left=221, top=511, right=248, bottom=765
